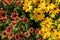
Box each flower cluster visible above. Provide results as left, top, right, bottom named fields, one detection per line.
left=0, top=0, right=60, bottom=40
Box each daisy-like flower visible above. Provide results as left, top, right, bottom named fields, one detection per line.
left=35, top=29, right=40, bottom=34
left=23, top=1, right=33, bottom=12
left=2, top=17, right=7, bottom=22
left=2, top=31, right=6, bottom=39
left=38, top=2, right=45, bottom=9
left=57, top=18, right=60, bottom=24
left=52, top=30, right=60, bottom=40
left=44, top=2, right=51, bottom=13
left=15, top=33, right=24, bottom=40
left=5, top=27, right=12, bottom=34
left=30, top=0, right=38, bottom=6
left=9, top=21, right=17, bottom=27
left=0, top=8, right=7, bottom=22
left=43, top=31, right=51, bottom=39
left=49, top=4, right=60, bottom=15
left=11, top=11, right=20, bottom=23
left=29, top=27, right=34, bottom=33
left=56, top=0, right=60, bottom=3
left=24, top=0, right=30, bottom=3
left=18, top=33, right=24, bottom=39
left=16, top=0, right=23, bottom=6
left=11, top=11, right=18, bottom=20
left=24, top=32, right=30, bottom=38
left=13, top=17, right=20, bottom=23
left=40, top=27, right=50, bottom=35
left=40, top=17, right=53, bottom=28
left=3, top=0, right=13, bottom=5
left=15, top=34, right=20, bottom=40
left=22, top=17, right=28, bottom=23
left=37, top=0, right=46, bottom=5
left=8, top=32, right=14, bottom=40
left=40, top=27, right=51, bottom=39
left=55, top=31, right=60, bottom=39
left=33, top=8, right=45, bottom=21
left=51, top=29, right=57, bottom=36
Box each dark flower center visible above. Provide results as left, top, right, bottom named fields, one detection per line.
left=45, top=4, right=48, bottom=7
left=13, top=14, right=17, bottom=17
left=56, top=35, right=59, bottom=37
left=3, top=32, right=6, bottom=35
left=38, top=1, right=40, bottom=3
left=2, top=13, right=5, bottom=17
left=38, top=13, right=40, bottom=15
left=19, top=34, right=23, bottom=38
left=54, top=8, right=57, bottom=10
left=7, top=28, right=11, bottom=32
left=23, top=18, right=28, bottom=22
left=0, top=19, right=3, bottom=22
left=16, top=35, right=19, bottom=39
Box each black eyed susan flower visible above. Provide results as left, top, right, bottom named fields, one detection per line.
left=49, top=4, right=60, bottom=15
left=23, top=1, right=33, bottom=12
left=33, top=8, right=45, bottom=21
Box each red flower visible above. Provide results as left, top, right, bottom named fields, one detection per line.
left=15, top=33, right=23, bottom=40
left=24, top=32, right=30, bottom=38
left=5, top=27, right=12, bottom=34
left=35, top=29, right=40, bottom=34
left=29, top=27, right=34, bottom=33
left=18, top=33, right=24, bottom=39
left=13, top=17, right=20, bottom=23
left=8, top=32, right=14, bottom=40
left=0, top=9, right=6, bottom=17
left=11, top=12, right=18, bottom=20
left=2, top=17, right=7, bottom=22
left=0, top=18, right=3, bottom=22
left=3, top=0, right=13, bottom=5
left=10, top=21, right=17, bottom=27
left=0, top=8, right=7, bottom=22
left=15, top=34, right=19, bottom=40
left=16, top=0, right=22, bottom=6
left=22, top=17, right=28, bottom=23
left=2, top=31, right=6, bottom=39
left=3, top=32, right=6, bottom=36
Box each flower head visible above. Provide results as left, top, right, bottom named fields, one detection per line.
left=24, top=32, right=30, bottom=38
left=3, top=0, right=13, bottom=5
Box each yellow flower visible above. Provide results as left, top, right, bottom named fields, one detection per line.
left=40, top=17, right=53, bottom=28
left=33, top=8, right=45, bottom=21
left=24, top=0, right=29, bottom=3
left=40, top=27, right=50, bottom=34
left=51, top=29, right=60, bottom=39
left=38, top=2, right=45, bottom=9
left=57, top=18, right=60, bottom=24
left=57, top=24, right=60, bottom=29
left=49, top=4, right=60, bottom=15
left=56, top=31, right=60, bottom=39
left=56, top=0, right=60, bottom=3
left=38, top=0, right=46, bottom=3
left=43, top=31, right=51, bottom=39
left=31, top=0, right=38, bottom=6
left=23, top=1, right=33, bottom=12
left=44, top=3, right=51, bottom=13
left=40, top=27, right=51, bottom=39
left=53, top=31, right=60, bottom=40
